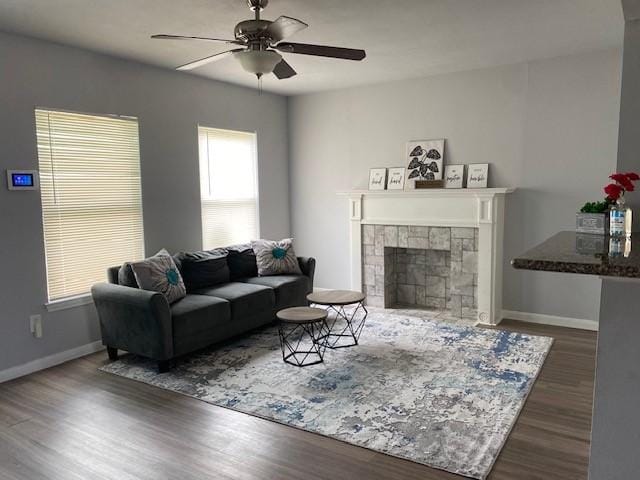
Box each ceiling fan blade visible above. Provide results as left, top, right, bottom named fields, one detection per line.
left=176, top=48, right=244, bottom=71
left=152, top=34, right=241, bottom=45
left=265, top=16, right=308, bottom=43
left=273, top=59, right=297, bottom=79
left=275, top=42, right=366, bottom=61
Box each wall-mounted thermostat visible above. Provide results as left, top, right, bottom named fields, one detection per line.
left=7, top=170, right=39, bottom=190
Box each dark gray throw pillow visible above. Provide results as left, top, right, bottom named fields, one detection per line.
left=174, top=249, right=230, bottom=291
left=118, top=263, right=138, bottom=288
left=226, top=243, right=258, bottom=280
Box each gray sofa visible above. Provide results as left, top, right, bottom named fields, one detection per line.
left=91, top=244, right=315, bottom=372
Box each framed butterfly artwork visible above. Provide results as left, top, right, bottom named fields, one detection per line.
left=404, top=139, right=445, bottom=189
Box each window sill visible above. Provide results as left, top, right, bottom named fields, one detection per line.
left=46, top=294, right=93, bottom=313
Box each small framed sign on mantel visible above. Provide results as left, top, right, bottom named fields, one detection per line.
left=368, top=168, right=387, bottom=190
left=444, top=165, right=464, bottom=188
left=387, top=167, right=405, bottom=190
left=466, top=164, right=489, bottom=188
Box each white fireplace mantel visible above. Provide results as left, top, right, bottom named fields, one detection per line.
left=339, top=188, right=514, bottom=325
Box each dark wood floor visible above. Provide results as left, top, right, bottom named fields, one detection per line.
left=0, top=320, right=597, bottom=480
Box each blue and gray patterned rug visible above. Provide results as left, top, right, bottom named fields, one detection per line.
left=100, top=309, right=552, bottom=479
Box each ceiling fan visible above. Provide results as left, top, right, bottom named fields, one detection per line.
left=151, top=0, right=366, bottom=80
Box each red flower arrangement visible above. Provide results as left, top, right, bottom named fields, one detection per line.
left=604, top=172, right=639, bottom=202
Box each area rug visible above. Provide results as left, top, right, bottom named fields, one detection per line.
left=100, top=310, right=553, bottom=479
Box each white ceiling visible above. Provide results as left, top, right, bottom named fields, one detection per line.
left=0, top=0, right=624, bottom=96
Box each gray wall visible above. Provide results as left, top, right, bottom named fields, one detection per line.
left=588, top=4, right=640, bottom=478
left=289, top=49, right=621, bottom=322
left=616, top=16, right=640, bottom=218
left=0, top=31, right=289, bottom=371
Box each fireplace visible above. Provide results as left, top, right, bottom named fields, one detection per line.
left=341, top=188, right=513, bottom=325
left=362, top=226, right=478, bottom=317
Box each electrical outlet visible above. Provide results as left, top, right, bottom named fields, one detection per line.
left=29, top=314, right=42, bottom=338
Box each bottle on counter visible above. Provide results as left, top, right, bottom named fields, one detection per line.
left=609, top=196, right=628, bottom=238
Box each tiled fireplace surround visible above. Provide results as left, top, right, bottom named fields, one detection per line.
left=362, top=225, right=478, bottom=317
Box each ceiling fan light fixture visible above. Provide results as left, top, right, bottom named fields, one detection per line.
left=153, top=0, right=366, bottom=82
left=234, top=50, right=282, bottom=77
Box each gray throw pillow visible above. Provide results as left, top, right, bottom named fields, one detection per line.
left=129, top=250, right=186, bottom=304
left=119, top=249, right=172, bottom=288
left=251, top=238, right=302, bottom=276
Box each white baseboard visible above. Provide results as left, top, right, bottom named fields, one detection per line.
left=502, top=310, right=599, bottom=331
left=0, top=340, right=105, bottom=384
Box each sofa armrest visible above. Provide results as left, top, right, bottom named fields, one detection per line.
left=91, top=283, right=173, bottom=361
left=297, top=257, right=316, bottom=292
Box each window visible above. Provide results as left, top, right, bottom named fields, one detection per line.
left=35, top=109, right=144, bottom=303
left=198, top=126, right=259, bottom=249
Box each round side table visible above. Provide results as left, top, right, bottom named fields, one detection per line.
left=276, top=307, right=329, bottom=367
left=306, top=290, right=368, bottom=349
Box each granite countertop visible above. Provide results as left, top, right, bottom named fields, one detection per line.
left=511, top=231, right=640, bottom=278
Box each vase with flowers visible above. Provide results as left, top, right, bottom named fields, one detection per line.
left=604, top=172, right=638, bottom=237
left=577, top=172, right=639, bottom=236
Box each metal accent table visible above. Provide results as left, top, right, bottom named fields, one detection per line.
left=306, top=290, right=368, bottom=348
left=276, top=307, right=329, bottom=367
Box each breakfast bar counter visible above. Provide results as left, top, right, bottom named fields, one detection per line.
left=511, top=231, right=640, bottom=278
left=512, top=231, right=640, bottom=480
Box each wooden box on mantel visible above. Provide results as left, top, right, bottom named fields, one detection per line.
left=415, top=180, right=444, bottom=189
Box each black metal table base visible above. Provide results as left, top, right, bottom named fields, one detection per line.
left=278, top=320, right=329, bottom=367
left=317, top=302, right=368, bottom=349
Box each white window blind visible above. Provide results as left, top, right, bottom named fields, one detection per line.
left=198, top=126, right=259, bottom=249
left=35, top=109, right=145, bottom=302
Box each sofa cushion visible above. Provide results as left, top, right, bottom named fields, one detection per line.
left=194, top=282, right=275, bottom=320
left=170, top=294, right=231, bottom=355
left=226, top=243, right=258, bottom=280
left=243, top=275, right=311, bottom=310
left=174, top=249, right=230, bottom=291
left=251, top=238, right=302, bottom=276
